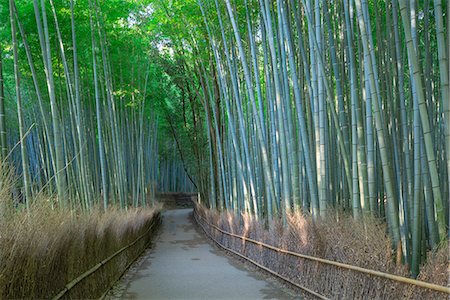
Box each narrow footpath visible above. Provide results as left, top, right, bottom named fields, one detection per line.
left=107, top=208, right=296, bottom=299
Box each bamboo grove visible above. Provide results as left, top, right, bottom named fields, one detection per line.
left=0, top=0, right=166, bottom=211
left=164, top=0, right=448, bottom=276
left=1, top=0, right=449, bottom=278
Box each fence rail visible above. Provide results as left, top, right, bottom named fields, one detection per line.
left=52, top=213, right=161, bottom=300
left=193, top=208, right=449, bottom=299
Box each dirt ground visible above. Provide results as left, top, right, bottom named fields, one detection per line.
left=156, top=193, right=196, bottom=210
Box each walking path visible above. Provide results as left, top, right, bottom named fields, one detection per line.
left=106, top=208, right=296, bottom=299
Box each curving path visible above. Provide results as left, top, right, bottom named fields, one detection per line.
left=106, top=208, right=297, bottom=300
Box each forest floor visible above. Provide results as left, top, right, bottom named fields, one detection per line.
left=105, top=197, right=296, bottom=299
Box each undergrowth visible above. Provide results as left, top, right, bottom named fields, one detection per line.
left=0, top=169, right=161, bottom=299
left=195, top=204, right=449, bottom=299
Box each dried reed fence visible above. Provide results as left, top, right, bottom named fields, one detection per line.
left=0, top=202, right=161, bottom=299
left=194, top=203, right=449, bottom=299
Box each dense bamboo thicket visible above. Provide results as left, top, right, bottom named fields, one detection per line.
left=0, top=0, right=173, bottom=210
left=158, top=156, right=197, bottom=193
left=0, top=1, right=173, bottom=296
left=139, top=0, right=448, bottom=276
left=1, top=0, right=448, bottom=283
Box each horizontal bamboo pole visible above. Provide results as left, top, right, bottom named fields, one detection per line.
left=52, top=212, right=161, bottom=300
left=194, top=208, right=450, bottom=295
left=194, top=210, right=329, bottom=299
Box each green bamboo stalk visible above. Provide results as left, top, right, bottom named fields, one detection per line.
left=89, top=0, right=108, bottom=210
left=33, top=0, right=68, bottom=207
left=354, top=0, right=401, bottom=245
left=10, top=0, right=32, bottom=207
left=432, top=0, right=449, bottom=208
left=0, top=46, right=6, bottom=161
left=398, top=0, right=446, bottom=242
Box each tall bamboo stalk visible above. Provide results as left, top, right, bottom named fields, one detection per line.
left=0, top=46, right=6, bottom=160
left=10, top=0, right=32, bottom=206
left=398, top=0, right=446, bottom=241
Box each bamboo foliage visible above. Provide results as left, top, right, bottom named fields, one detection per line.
left=2, top=0, right=162, bottom=212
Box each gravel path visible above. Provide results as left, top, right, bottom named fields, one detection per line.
left=106, top=208, right=297, bottom=300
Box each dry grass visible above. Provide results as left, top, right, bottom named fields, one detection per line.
left=0, top=167, right=162, bottom=299
left=0, top=203, right=161, bottom=299
left=195, top=204, right=449, bottom=299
